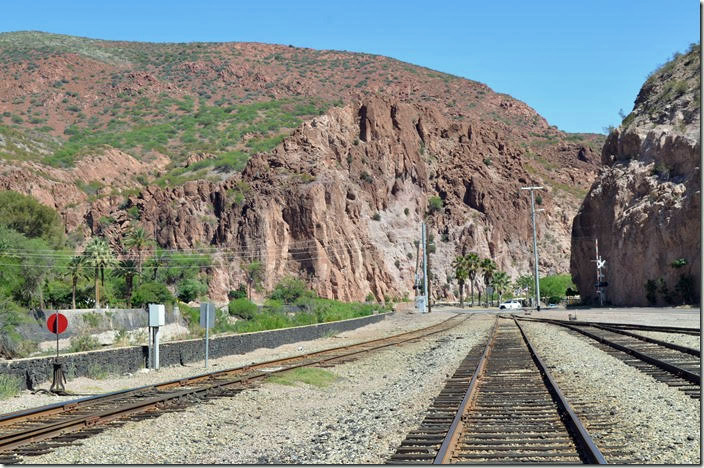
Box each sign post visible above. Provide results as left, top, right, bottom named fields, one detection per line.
left=200, top=303, right=215, bottom=368
left=46, top=311, right=68, bottom=394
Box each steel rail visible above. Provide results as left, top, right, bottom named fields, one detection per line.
left=520, top=317, right=700, bottom=336
left=432, top=317, right=498, bottom=464
left=432, top=317, right=605, bottom=464
left=593, top=324, right=700, bottom=356
left=0, top=314, right=462, bottom=428
left=534, top=319, right=700, bottom=384
left=0, top=314, right=470, bottom=455
left=514, top=319, right=607, bottom=464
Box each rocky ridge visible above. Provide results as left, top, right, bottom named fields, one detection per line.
left=96, top=96, right=598, bottom=301
left=570, top=44, right=700, bottom=305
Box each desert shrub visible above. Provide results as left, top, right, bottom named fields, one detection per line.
left=428, top=196, right=443, bottom=213
left=645, top=279, right=657, bottom=305
left=0, top=374, right=21, bottom=399
left=269, top=277, right=313, bottom=304
left=228, top=284, right=247, bottom=300
left=360, top=171, right=373, bottom=183
left=228, top=298, right=258, bottom=319
left=0, top=191, right=64, bottom=246
left=176, top=278, right=207, bottom=303
left=132, top=281, right=173, bottom=306
left=68, top=334, right=102, bottom=353
left=371, top=212, right=381, bottom=221
left=675, top=274, right=697, bottom=304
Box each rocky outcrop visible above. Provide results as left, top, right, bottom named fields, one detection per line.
left=571, top=45, right=700, bottom=306
left=0, top=148, right=168, bottom=232
left=91, top=97, right=597, bottom=302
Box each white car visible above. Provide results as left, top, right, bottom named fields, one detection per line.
left=499, top=300, right=522, bottom=310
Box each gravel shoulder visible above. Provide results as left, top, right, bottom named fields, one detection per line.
left=16, top=312, right=494, bottom=464
left=0, top=311, right=453, bottom=416
left=522, top=321, right=700, bottom=464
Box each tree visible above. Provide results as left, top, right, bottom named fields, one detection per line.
left=66, top=255, right=86, bottom=309
left=515, top=275, right=534, bottom=296
left=480, top=258, right=497, bottom=307
left=245, top=261, right=264, bottom=300
left=0, top=191, right=65, bottom=247
left=123, top=226, right=153, bottom=274
left=451, top=255, right=469, bottom=308
left=111, top=259, right=138, bottom=308
left=132, top=281, right=173, bottom=307
left=491, top=271, right=511, bottom=305
left=465, top=252, right=481, bottom=306
left=83, top=237, right=117, bottom=309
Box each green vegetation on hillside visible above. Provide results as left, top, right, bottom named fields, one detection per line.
left=45, top=96, right=330, bottom=171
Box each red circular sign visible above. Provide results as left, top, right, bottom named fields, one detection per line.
left=47, top=313, right=68, bottom=335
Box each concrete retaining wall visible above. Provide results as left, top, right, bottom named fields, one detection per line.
left=1, top=312, right=388, bottom=391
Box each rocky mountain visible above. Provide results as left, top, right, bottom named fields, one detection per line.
left=570, top=44, right=700, bottom=306
left=0, top=32, right=605, bottom=302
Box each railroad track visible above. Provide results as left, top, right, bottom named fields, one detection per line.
left=0, top=314, right=470, bottom=464
left=520, top=317, right=701, bottom=399
left=389, top=317, right=606, bottom=464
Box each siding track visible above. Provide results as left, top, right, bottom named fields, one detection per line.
left=520, top=318, right=701, bottom=399
left=0, top=314, right=469, bottom=464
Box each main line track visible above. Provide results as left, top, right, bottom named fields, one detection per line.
left=0, top=314, right=470, bottom=464
left=389, top=317, right=606, bottom=464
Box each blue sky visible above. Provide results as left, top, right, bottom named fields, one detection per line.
left=0, top=1, right=698, bottom=134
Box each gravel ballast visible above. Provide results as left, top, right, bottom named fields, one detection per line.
left=16, top=312, right=494, bottom=464
left=521, top=321, right=700, bottom=464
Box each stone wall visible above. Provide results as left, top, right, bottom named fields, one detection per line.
left=1, top=313, right=389, bottom=391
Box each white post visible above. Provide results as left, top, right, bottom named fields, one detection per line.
left=205, top=324, right=209, bottom=368
left=154, top=326, right=160, bottom=370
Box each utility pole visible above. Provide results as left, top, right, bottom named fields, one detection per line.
left=422, top=222, right=429, bottom=314
left=521, top=186, right=543, bottom=311
left=592, top=238, right=606, bottom=306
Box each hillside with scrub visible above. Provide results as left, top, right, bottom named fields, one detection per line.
left=0, top=31, right=606, bottom=322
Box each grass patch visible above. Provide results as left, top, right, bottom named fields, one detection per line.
left=267, top=367, right=337, bottom=388
left=0, top=374, right=21, bottom=399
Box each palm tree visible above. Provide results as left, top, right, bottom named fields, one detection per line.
left=245, top=261, right=264, bottom=300
left=451, top=255, right=469, bottom=308
left=491, top=271, right=511, bottom=306
left=83, top=237, right=117, bottom=309
left=480, top=258, right=497, bottom=307
left=123, top=227, right=153, bottom=274
left=112, top=259, right=138, bottom=308
left=465, top=252, right=481, bottom=306
left=66, top=255, right=86, bottom=309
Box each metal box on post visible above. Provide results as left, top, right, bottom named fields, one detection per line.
left=148, top=304, right=165, bottom=327
left=200, top=303, right=215, bottom=328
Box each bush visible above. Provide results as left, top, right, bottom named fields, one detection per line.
left=228, top=284, right=247, bottom=300
left=68, top=334, right=102, bottom=353
left=269, top=277, right=314, bottom=304
left=228, top=298, right=258, bottom=319
left=371, top=212, right=381, bottom=221
left=645, top=279, right=657, bottom=305
left=428, top=196, right=443, bottom=213
left=0, top=191, right=65, bottom=247
left=176, top=278, right=207, bottom=303
left=0, top=374, right=21, bottom=399
left=132, top=281, right=174, bottom=306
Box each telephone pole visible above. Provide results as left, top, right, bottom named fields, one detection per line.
left=521, top=186, right=543, bottom=311
left=422, top=222, right=429, bottom=314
